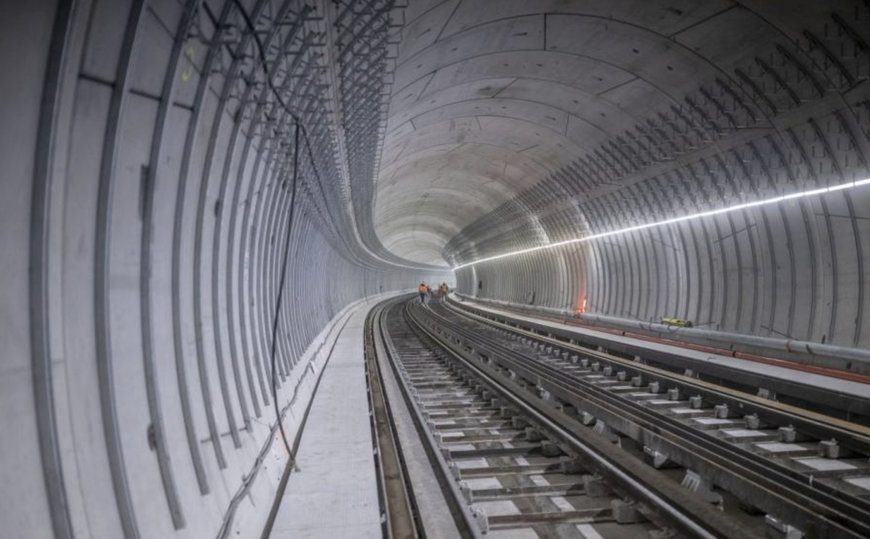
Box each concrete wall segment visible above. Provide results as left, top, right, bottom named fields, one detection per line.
left=438, top=1, right=869, bottom=349
left=1, top=1, right=448, bottom=537
left=4, top=0, right=870, bottom=535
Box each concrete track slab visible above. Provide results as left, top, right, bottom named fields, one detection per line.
left=459, top=297, right=870, bottom=400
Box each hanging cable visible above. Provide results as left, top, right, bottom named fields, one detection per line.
left=231, top=0, right=324, bottom=186
left=229, top=0, right=312, bottom=469
left=269, top=121, right=302, bottom=465
left=227, top=0, right=424, bottom=466
left=232, top=0, right=440, bottom=270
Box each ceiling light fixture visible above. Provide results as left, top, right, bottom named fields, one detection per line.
left=452, top=177, right=870, bottom=270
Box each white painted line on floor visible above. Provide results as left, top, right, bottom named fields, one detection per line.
left=576, top=523, right=605, bottom=539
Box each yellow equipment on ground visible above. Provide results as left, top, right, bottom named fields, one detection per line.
left=660, top=317, right=693, bottom=328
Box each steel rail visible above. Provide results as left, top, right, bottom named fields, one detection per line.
left=417, top=302, right=870, bottom=538
left=377, top=299, right=484, bottom=538
left=403, top=302, right=736, bottom=538
left=364, top=298, right=423, bottom=539
left=446, top=297, right=870, bottom=452
left=456, top=293, right=870, bottom=379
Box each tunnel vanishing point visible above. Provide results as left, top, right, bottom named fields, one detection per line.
left=2, top=1, right=870, bottom=538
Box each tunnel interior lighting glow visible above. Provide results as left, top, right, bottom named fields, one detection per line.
left=452, top=177, right=870, bottom=270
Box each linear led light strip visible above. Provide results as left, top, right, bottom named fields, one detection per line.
left=452, top=177, right=870, bottom=270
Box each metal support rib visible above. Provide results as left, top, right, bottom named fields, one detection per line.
left=93, top=1, right=147, bottom=537
left=29, top=0, right=76, bottom=537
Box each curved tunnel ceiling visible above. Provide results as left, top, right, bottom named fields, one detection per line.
left=374, top=0, right=870, bottom=267
left=2, top=1, right=869, bottom=537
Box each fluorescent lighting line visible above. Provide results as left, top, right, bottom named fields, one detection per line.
left=452, top=177, right=870, bottom=270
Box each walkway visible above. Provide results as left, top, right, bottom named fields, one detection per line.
left=268, top=302, right=380, bottom=538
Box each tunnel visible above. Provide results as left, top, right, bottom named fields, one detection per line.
left=2, top=0, right=870, bottom=538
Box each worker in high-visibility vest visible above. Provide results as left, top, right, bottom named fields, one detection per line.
left=418, top=282, right=428, bottom=303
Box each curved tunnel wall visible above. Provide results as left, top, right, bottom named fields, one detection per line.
left=4, top=1, right=870, bottom=537
left=1, top=1, right=447, bottom=538
left=456, top=156, right=870, bottom=348
left=458, top=179, right=870, bottom=349
left=447, top=2, right=870, bottom=350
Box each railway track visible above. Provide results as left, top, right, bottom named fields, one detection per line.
left=388, top=304, right=675, bottom=537
left=366, top=295, right=870, bottom=538
left=369, top=298, right=736, bottom=538
left=437, top=298, right=870, bottom=502
left=447, top=297, right=870, bottom=428
left=432, top=298, right=870, bottom=536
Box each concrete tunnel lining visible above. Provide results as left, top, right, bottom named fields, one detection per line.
left=375, top=3, right=804, bottom=266
left=1, top=0, right=869, bottom=537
